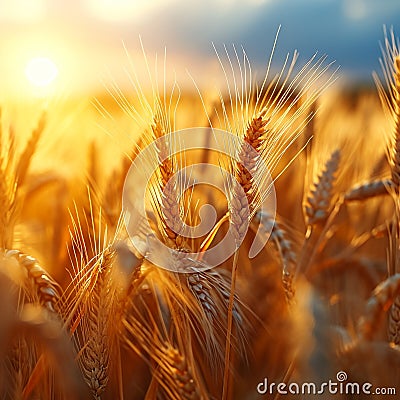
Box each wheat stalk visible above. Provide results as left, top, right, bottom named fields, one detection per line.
left=220, top=46, right=335, bottom=397
left=222, top=113, right=267, bottom=399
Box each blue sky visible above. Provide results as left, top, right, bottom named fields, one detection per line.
left=1, top=0, right=400, bottom=95
left=134, top=0, right=400, bottom=81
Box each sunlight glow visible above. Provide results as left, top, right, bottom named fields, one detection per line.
left=25, top=57, right=59, bottom=87
left=85, top=0, right=170, bottom=21
left=0, top=0, right=46, bottom=22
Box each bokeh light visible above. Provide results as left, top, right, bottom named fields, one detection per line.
left=25, top=57, right=58, bottom=88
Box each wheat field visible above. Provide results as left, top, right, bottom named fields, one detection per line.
left=0, top=29, right=400, bottom=400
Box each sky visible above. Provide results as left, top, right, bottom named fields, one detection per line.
left=0, top=0, right=400, bottom=97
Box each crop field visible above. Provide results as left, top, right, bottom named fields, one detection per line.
left=0, top=26, right=399, bottom=400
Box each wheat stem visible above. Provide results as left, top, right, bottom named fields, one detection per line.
left=222, top=250, right=239, bottom=400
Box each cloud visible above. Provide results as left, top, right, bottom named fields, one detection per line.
left=343, top=0, right=368, bottom=20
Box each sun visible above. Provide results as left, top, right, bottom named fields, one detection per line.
left=25, top=57, right=59, bottom=88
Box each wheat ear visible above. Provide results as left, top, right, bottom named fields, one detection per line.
left=344, top=179, right=393, bottom=202
left=0, top=112, right=46, bottom=249
left=253, top=211, right=297, bottom=301
left=78, top=248, right=116, bottom=400
left=188, top=269, right=245, bottom=324
left=374, top=31, right=400, bottom=189
left=152, top=116, right=187, bottom=250
left=305, top=149, right=340, bottom=227
left=389, top=56, right=400, bottom=188
left=237, top=116, right=268, bottom=207
left=389, top=295, right=400, bottom=344
left=357, top=273, right=400, bottom=341
left=187, top=267, right=247, bottom=369
left=4, top=250, right=60, bottom=313
left=15, top=112, right=45, bottom=188
left=187, top=272, right=216, bottom=320
left=161, top=343, right=201, bottom=400
left=229, top=114, right=269, bottom=245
